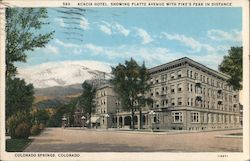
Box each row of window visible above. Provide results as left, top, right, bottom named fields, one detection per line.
left=96, top=108, right=107, bottom=114
left=172, top=111, right=240, bottom=124
left=187, top=69, right=233, bottom=91
left=96, top=90, right=107, bottom=98
left=150, top=83, right=236, bottom=103
left=150, top=70, right=183, bottom=84
left=153, top=97, right=239, bottom=112
left=96, top=99, right=106, bottom=106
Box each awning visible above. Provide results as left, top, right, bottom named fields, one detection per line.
left=90, top=117, right=100, bottom=123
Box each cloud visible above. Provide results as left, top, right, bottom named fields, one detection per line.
left=55, top=18, right=65, bottom=27
left=44, top=45, right=59, bottom=55
left=54, top=39, right=79, bottom=48
left=114, top=23, right=130, bottom=36
left=83, top=43, right=104, bottom=54
left=54, top=38, right=230, bottom=70
left=99, top=24, right=112, bottom=35
left=207, top=29, right=242, bottom=42
left=161, top=32, right=214, bottom=53
left=134, top=27, right=153, bottom=44
left=79, top=17, right=90, bottom=30
left=98, top=21, right=130, bottom=36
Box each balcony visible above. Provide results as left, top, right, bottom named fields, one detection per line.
left=217, top=89, right=222, bottom=94
left=195, top=93, right=202, bottom=97
left=218, top=100, right=223, bottom=105
left=160, top=91, right=167, bottom=96
left=195, top=80, right=202, bottom=87
left=217, top=97, right=223, bottom=102
left=195, top=94, right=202, bottom=101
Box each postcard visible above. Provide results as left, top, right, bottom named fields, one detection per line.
left=0, top=0, right=249, bottom=161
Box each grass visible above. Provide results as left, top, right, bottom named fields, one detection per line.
left=6, top=139, right=32, bottom=152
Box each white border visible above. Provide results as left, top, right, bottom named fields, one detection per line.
left=0, top=0, right=249, bottom=161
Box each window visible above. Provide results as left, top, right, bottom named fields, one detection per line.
left=170, top=72, right=175, bottom=79
left=194, top=72, right=198, bottom=79
left=187, top=98, right=190, bottom=106
left=178, top=97, right=182, bottom=105
left=150, top=78, right=153, bottom=84
left=191, top=112, right=199, bottom=123
left=177, top=70, right=182, bottom=78
left=177, top=83, right=182, bottom=92
left=190, top=84, right=193, bottom=92
left=171, top=85, right=175, bottom=93
left=190, top=71, right=193, bottom=78
left=191, top=98, right=193, bottom=106
left=161, top=75, right=164, bottom=82
left=172, top=112, right=183, bottom=123
left=171, top=98, right=175, bottom=106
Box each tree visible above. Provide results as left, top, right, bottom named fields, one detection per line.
left=79, top=81, right=96, bottom=118
left=5, top=8, right=53, bottom=118
left=219, top=47, right=243, bottom=90
left=111, top=58, right=152, bottom=129
left=6, top=77, right=34, bottom=119
left=31, top=109, right=50, bottom=125
left=6, top=8, right=54, bottom=77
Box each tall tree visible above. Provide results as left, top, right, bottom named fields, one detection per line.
left=6, top=8, right=54, bottom=77
left=6, top=77, right=34, bottom=119
left=111, top=58, right=152, bottom=129
left=219, top=47, right=243, bottom=90
left=79, top=81, right=96, bottom=119
left=5, top=8, right=53, bottom=122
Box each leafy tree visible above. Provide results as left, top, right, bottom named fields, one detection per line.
left=79, top=81, right=96, bottom=119
left=31, top=109, right=50, bottom=125
left=47, top=98, right=77, bottom=127
left=111, top=58, right=152, bottom=129
left=219, top=47, right=243, bottom=90
left=5, top=8, right=53, bottom=122
left=6, top=8, right=54, bottom=77
left=6, top=77, right=34, bottom=119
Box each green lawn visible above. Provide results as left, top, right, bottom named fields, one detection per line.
left=6, top=139, right=32, bottom=152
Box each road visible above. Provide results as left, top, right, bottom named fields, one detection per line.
left=24, top=128, right=242, bottom=152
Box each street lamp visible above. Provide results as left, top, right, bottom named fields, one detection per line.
left=104, top=114, right=110, bottom=130
left=148, top=110, right=156, bottom=132
left=62, top=116, right=67, bottom=128
left=81, top=116, right=86, bottom=128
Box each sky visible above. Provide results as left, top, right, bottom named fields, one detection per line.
left=17, top=7, right=242, bottom=71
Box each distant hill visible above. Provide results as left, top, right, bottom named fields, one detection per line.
left=34, top=83, right=83, bottom=97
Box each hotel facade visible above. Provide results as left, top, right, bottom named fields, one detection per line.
left=91, top=57, right=241, bottom=131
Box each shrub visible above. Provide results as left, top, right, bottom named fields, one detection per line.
left=7, top=111, right=31, bottom=139
left=14, top=122, right=31, bottom=139
left=30, top=124, right=41, bottom=136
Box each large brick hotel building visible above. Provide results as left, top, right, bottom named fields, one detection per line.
left=91, top=57, right=241, bottom=131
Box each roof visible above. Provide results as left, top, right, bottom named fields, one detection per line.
left=148, top=57, right=230, bottom=80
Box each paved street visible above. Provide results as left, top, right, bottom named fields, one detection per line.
left=24, top=128, right=242, bottom=152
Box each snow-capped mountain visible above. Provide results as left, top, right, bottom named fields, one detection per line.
left=17, top=60, right=112, bottom=88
